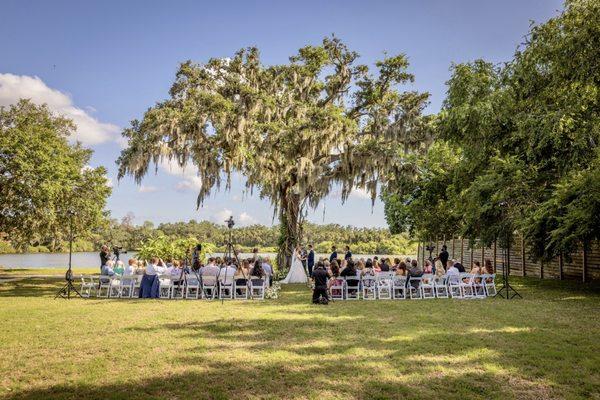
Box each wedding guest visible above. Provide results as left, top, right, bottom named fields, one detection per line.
left=101, top=260, right=115, bottom=282
left=99, top=245, right=110, bottom=273
left=392, top=258, right=401, bottom=271
left=218, top=260, right=237, bottom=288
left=201, top=258, right=220, bottom=278
left=114, top=260, right=125, bottom=275
left=323, top=259, right=331, bottom=274
left=262, top=257, right=274, bottom=287
left=484, top=259, right=494, bottom=274
left=470, top=261, right=483, bottom=275
left=395, top=262, right=408, bottom=276
left=124, top=259, right=137, bottom=276
left=145, top=257, right=166, bottom=276
left=434, top=259, right=446, bottom=277
left=307, top=245, right=315, bottom=276
left=407, top=259, right=423, bottom=289
left=330, top=259, right=339, bottom=275
left=252, top=248, right=259, bottom=261
left=344, top=245, right=352, bottom=260
left=329, top=246, right=338, bottom=262
left=380, top=258, right=390, bottom=272
left=251, top=260, right=265, bottom=278
left=439, top=245, right=449, bottom=268
left=446, top=262, right=460, bottom=277
left=362, top=259, right=375, bottom=277
left=423, top=260, right=433, bottom=274
left=340, top=258, right=357, bottom=278
left=373, top=259, right=381, bottom=273
left=454, top=261, right=466, bottom=273
left=356, top=259, right=365, bottom=275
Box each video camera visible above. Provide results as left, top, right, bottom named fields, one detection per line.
left=112, top=246, right=127, bottom=257
left=225, top=216, right=235, bottom=229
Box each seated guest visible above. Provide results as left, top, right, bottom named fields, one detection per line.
left=339, top=259, right=347, bottom=272
left=407, top=259, right=423, bottom=288
left=101, top=260, right=116, bottom=282
left=484, top=259, right=494, bottom=274
left=434, top=260, right=446, bottom=277
left=201, top=258, right=220, bottom=279
left=327, top=261, right=341, bottom=291
left=340, top=258, right=357, bottom=278
left=170, top=260, right=184, bottom=285
left=423, top=260, right=433, bottom=274
left=234, top=259, right=250, bottom=294
left=373, top=259, right=382, bottom=273
left=323, top=259, right=331, bottom=274
left=470, top=261, right=483, bottom=275
left=218, top=260, right=237, bottom=286
left=362, top=259, right=375, bottom=277
left=392, top=258, right=401, bottom=271
left=124, top=259, right=137, bottom=276
left=454, top=261, right=466, bottom=273
left=251, top=260, right=265, bottom=277
left=355, top=259, right=365, bottom=275
left=330, top=259, right=339, bottom=275
left=145, top=257, right=166, bottom=276
left=405, top=257, right=411, bottom=265
left=395, top=262, right=408, bottom=276
left=380, top=258, right=390, bottom=272
left=446, top=262, right=460, bottom=278
left=114, top=260, right=125, bottom=275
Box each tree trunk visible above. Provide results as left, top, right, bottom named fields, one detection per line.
left=276, top=191, right=301, bottom=273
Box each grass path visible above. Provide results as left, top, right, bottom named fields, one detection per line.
left=0, top=275, right=599, bottom=399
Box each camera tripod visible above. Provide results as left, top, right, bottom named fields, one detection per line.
left=495, top=236, right=522, bottom=299
left=55, top=211, right=82, bottom=299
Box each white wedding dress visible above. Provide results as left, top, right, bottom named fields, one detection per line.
left=280, top=251, right=308, bottom=284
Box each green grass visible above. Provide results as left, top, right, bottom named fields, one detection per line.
left=0, top=274, right=599, bottom=400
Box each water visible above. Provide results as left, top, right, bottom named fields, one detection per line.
left=0, top=252, right=410, bottom=269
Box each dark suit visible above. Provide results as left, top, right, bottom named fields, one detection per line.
left=407, top=266, right=424, bottom=289
left=329, top=251, right=338, bottom=262
left=311, top=267, right=330, bottom=303
left=307, top=250, right=315, bottom=275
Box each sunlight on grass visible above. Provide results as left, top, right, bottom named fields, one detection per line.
left=0, top=277, right=598, bottom=399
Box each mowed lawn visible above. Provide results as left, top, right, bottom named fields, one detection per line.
left=0, top=273, right=599, bottom=400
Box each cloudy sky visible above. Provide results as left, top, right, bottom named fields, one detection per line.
left=1, top=0, right=562, bottom=227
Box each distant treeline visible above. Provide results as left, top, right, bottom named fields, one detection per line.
left=0, top=218, right=417, bottom=256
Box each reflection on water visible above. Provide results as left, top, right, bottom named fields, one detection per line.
left=0, top=252, right=410, bottom=269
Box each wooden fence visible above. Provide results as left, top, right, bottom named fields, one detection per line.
left=417, top=236, right=600, bottom=282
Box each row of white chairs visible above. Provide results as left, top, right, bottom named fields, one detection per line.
left=328, top=273, right=497, bottom=300
left=80, top=274, right=268, bottom=300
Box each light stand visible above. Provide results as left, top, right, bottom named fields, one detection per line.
left=55, top=210, right=82, bottom=299
left=495, top=233, right=522, bottom=299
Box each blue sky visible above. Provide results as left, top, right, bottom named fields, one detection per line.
left=0, top=0, right=563, bottom=227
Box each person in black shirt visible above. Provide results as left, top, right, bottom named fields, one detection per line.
left=307, top=244, right=315, bottom=276
left=99, top=245, right=110, bottom=273
left=344, top=245, right=352, bottom=261
left=454, top=262, right=466, bottom=273
left=439, top=245, right=449, bottom=268
left=329, top=246, right=338, bottom=262
left=311, top=261, right=331, bottom=304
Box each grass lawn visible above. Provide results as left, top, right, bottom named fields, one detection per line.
left=0, top=274, right=599, bottom=400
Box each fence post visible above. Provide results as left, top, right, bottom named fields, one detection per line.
left=493, top=241, right=497, bottom=273
left=540, top=259, right=544, bottom=279
left=470, top=245, right=474, bottom=268
left=460, top=237, right=464, bottom=264
left=521, top=236, right=526, bottom=277
left=558, top=252, right=564, bottom=280
left=583, top=241, right=588, bottom=283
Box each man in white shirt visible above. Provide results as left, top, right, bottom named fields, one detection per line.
left=145, top=257, right=166, bottom=276
left=201, top=258, right=220, bottom=278
left=446, top=262, right=460, bottom=277
left=218, top=260, right=237, bottom=285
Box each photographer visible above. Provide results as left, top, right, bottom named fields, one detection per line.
left=99, top=245, right=110, bottom=273
left=311, top=261, right=331, bottom=304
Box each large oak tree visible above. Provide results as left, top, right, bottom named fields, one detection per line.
left=118, top=37, right=431, bottom=267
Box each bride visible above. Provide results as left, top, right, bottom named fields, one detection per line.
left=280, top=245, right=308, bottom=284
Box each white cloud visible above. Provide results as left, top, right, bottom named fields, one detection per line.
left=211, top=208, right=233, bottom=225
left=238, top=212, right=257, bottom=226
left=0, top=73, right=120, bottom=145
left=158, top=159, right=203, bottom=192
left=350, top=187, right=372, bottom=200
left=138, top=185, right=159, bottom=193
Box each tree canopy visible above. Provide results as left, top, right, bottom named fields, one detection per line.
left=118, top=37, right=431, bottom=266
left=383, top=0, right=600, bottom=258
left=0, top=100, right=111, bottom=251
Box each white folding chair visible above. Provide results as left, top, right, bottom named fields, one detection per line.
left=392, top=276, right=407, bottom=299
left=484, top=273, right=497, bottom=296
left=362, top=276, right=377, bottom=300
left=171, top=277, right=186, bottom=299
left=117, top=275, right=136, bottom=298
left=159, top=274, right=173, bottom=299
left=329, top=277, right=345, bottom=300
left=408, top=276, right=422, bottom=299
left=97, top=275, right=112, bottom=298
left=201, top=276, right=217, bottom=299
left=345, top=277, right=361, bottom=300
left=433, top=276, right=448, bottom=298
left=376, top=275, right=392, bottom=300
left=80, top=275, right=97, bottom=298
left=472, top=274, right=486, bottom=298
left=108, top=276, right=123, bottom=298
left=185, top=274, right=201, bottom=299
left=218, top=273, right=234, bottom=300
left=250, top=276, right=265, bottom=300
left=459, top=273, right=475, bottom=298
left=447, top=274, right=462, bottom=298
left=420, top=274, right=435, bottom=299
left=234, top=278, right=249, bottom=300
left=131, top=275, right=142, bottom=298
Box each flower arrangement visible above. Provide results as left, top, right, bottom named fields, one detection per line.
left=265, top=282, right=281, bottom=299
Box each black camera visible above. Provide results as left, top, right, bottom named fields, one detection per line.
left=225, top=216, right=235, bottom=229
left=112, top=246, right=126, bottom=257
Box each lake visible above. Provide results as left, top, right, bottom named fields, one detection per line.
left=0, top=251, right=411, bottom=269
